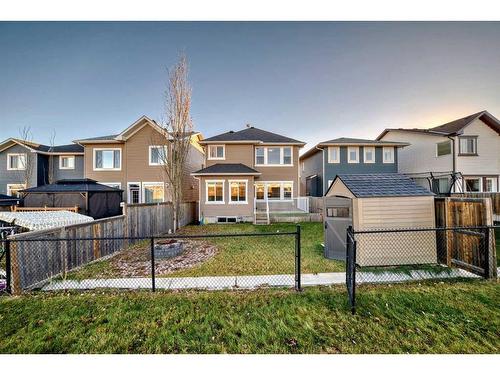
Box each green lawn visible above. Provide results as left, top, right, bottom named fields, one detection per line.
left=496, top=227, right=499, bottom=266
left=0, top=280, right=498, bottom=353
left=68, top=222, right=344, bottom=279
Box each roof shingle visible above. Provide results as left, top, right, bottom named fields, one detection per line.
left=202, top=127, right=304, bottom=144
left=192, top=163, right=261, bottom=175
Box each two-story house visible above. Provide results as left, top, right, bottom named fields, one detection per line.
left=75, top=116, right=204, bottom=204
left=0, top=138, right=84, bottom=197
left=377, top=110, right=500, bottom=193
left=299, top=138, right=409, bottom=197
left=192, top=126, right=306, bottom=224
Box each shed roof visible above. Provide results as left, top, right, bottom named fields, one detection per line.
left=327, top=173, right=434, bottom=198
left=0, top=211, right=93, bottom=231
left=192, top=163, right=261, bottom=176
left=20, top=179, right=123, bottom=193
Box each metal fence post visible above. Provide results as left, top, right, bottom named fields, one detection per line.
left=295, top=224, right=301, bottom=291
left=5, top=239, right=11, bottom=295
left=150, top=236, right=156, bottom=292
left=351, top=232, right=357, bottom=315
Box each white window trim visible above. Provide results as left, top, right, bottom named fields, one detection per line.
left=127, top=182, right=141, bottom=204
left=7, top=153, right=27, bottom=171
left=59, top=155, right=75, bottom=170
left=93, top=148, right=122, bottom=171
left=207, top=145, right=226, bottom=160
left=148, top=145, right=168, bottom=166
left=327, top=146, right=340, bottom=164
left=484, top=177, right=497, bottom=192
left=228, top=179, right=248, bottom=204
left=7, top=183, right=26, bottom=197
left=347, top=147, right=359, bottom=164
left=205, top=179, right=225, bottom=204
left=383, top=146, right=395, bottom=164
left=363, top=146, right=375, bottom=164
left=254, top=181, right=294, bottom=201
left=255, top=146, right=293, bottom=166
left=142, top=182, right=165, bottom=203
left=458, top=136, right=478, bottom=155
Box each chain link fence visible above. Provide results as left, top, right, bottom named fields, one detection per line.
left=346, top=225, right=499, bottom=313
left=1, top=227, right=302, bottom=294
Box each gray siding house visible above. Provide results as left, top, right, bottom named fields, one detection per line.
left=299, top=138, right=409, bottom=197
left=0, top=138, right=84, bottom=197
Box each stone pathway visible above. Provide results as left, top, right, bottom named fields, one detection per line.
left=41, top=268, right=480, bottom=291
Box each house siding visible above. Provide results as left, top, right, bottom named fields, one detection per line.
left=52, top=155, right=85, bottom=182
left=0, top=144, right=38, bottom=194
left=300, top=150, right=323, bottom=197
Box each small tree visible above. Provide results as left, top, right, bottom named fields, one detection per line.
left=17, top=126, right=35, bottom=190
left=155, top=54, right=194, bottom=231
left=47, top=129, right=57, bottom=184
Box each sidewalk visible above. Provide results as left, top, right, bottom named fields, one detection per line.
left=41, top=267, right=480, bottom=291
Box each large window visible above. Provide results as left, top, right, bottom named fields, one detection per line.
left=363, top=147, right=375, bottom=163
left=7, top=153, right=26, bottom=170
left=94, top=149, right=121, bottom=170
left=255, top=147, right=293, bottom=166
left=143, top=183, right=164, bottom=203
left=436, top=141, right=451, bottom=157
left=149, top=146, right=167, bottom=166
left=464, top=178, right=481, bottom=192
left=206, top=180, right=224, bottom=203
left=459, top=136, right=477, bottom=155
left=59, top=155, right=75, bottom=169
left=347, top=147, right=359, bottom=163
left=7, top=184, right=26, bottom=197
left=208, top=145, right=225, bottom=160
left=229, top=180, right=247, bottom=203
left=255, top=182, right=293, bottom=200
left=383, top=147, right=394, bottom=163
left=327, top=147, right=339, bottom=164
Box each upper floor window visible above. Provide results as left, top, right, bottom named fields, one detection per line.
left=363, top=147, right=375, bottom=164
left=59, top=155, right=75, bottom=170
left=328, top=147, right=340, bottom=164
left=7, top=153, right=26, bottom=170
left=94, top=148, right=121, bottom=171
left=149, top=145, right=167, bottom=166
left=459, top=136, right=477, bottom=155
left=383, top=147, right=394, bottom=163
left=347, top=147, right=359, bottom=163
left=208, top=145, right=225, bottom=160
left=255, top=146, right=293, bottom=166
left=436, top=141, right=452, bottom=157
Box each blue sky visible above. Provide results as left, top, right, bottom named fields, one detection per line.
left=1, top=22, right=500, bottom=150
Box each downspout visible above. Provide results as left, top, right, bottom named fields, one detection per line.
left=448, top=136, right=456, bottom=193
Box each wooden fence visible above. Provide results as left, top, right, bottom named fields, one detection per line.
left=451, top=192, right=500, bottom=221
left=308, top=197, right=324, bottom=214
left=8, top=201, right=196, bottom=293
left=435, top=197, right=497, bottom=278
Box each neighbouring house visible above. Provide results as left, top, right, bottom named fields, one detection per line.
left=191, top=125, right=306, bottom=224
left=299, top=138, right=409, bottom=197
left=0, top=138, right=84, bottom=197
left=20, top=178, right=123, bottom=219
left=324, top=173, right=436, bottom=265
left=74, top=115, right=205, bottom=204
left=377, top=110, right=500, bottom=194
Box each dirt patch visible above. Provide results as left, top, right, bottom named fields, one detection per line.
left=102, top=240, right=218, bottom=277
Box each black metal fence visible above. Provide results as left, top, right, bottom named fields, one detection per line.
left=346, top=225, right=499, bottom=314
left=0, top=226, right=302, bottom=294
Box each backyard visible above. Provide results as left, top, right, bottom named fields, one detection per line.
left=0, top=280, right=498, bottom=353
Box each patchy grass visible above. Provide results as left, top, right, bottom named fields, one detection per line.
left=496, top=227, right=499, bottom=266
left=67, top=222, right=343, bottom=279
left=0, top=280, right=498, bottom=353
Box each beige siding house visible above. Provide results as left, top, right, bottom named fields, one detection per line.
left=377, top=110, right=500, bottom=194
left=76, top=116, right=204, bottom=204
left=192, top=126, right=306, bottom=224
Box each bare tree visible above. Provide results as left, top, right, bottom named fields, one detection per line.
left=17, top=126, right=35, bottom=190
left=155, top=54, right=194, bottom=231
left=48, top=129, right=57, bottom=184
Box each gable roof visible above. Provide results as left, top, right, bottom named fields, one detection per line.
left=200, top=126, right=305, bottom=145
left=0, top=138, right=83, bottom=154
left=377, top=110, right=500, bottom=140
left=326, top=173, right=434, bottom=198
left=300, top=138, right=408, bottom=160
left=191, top=163, right=261, bottom=176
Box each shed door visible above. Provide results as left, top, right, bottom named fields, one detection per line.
left=324, top=196, right=352, bottom=260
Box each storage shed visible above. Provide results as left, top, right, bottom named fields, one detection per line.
left=324, top=173, right=436, bottom=266
left=20, top=179, right=123, bottom=219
